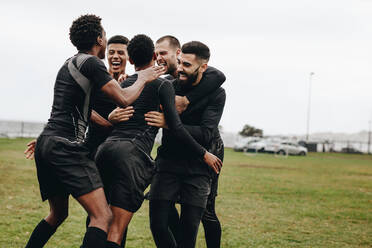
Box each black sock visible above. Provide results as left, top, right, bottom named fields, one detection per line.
left=106, top=241, right=121, bottom=248
left=25, top=219, right=57, bottom=248
left=81, top=227, right=107, bottom=248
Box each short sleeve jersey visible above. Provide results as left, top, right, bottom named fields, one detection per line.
left=41, top=54, right=113, bottom=141
left=107, top=74, right=205, bottom=157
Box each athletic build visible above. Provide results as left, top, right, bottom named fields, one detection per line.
left=155, top=35, right=225, bottom=113
left=152, top=36, right=225, bottom=247
left=24, top=15, right=165, bottom=248
left=85, top=35, right=132, bottom=248
left=24, top=35, right=133, bottom=160
left=148, top=41, right=226, bottom=248
left=95, top=35, right=222, bottom=248
left=86, top=35, right=131, bottom=157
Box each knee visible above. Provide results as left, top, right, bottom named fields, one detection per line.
left=202, top=208, right=217, bottom=223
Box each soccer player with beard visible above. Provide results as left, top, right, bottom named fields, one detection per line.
left=24, top=15, right=165, bottom=248
left=154, top=35, right=180, bottom=80
left=147, top=41, right=226, bottom=248
left=95, top=34, right=222, bottom=248
left=152, top=36, right=225, bottom=248
left=155, top=35, right=225, bottom=114
left=106, top=35, right=226, bottom=248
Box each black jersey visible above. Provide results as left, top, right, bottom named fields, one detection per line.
left=107, top=74, right=205, bottom=157
left=85, top=86, right=116, bottom=150
left=165, top=66, right=226, bottom=104
left=41, top=54, right=113, bottom=141
left=85, top=66, right=225, bottom=151
left=157, top=72, right=226, bottom=176
left=91, top=90, right=116, bottom=121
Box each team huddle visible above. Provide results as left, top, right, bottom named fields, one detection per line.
left=24, top=14, right=226, bottom=248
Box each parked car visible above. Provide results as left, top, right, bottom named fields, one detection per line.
left=233, top=137, right=262, bottom=152
left=245, top=140, right=268, bottom=152
left=265, top=142, right=308, bottom=156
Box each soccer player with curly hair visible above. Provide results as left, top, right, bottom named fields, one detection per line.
left=24, top=15, right=164, bottom=248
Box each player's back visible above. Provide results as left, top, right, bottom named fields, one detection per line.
left=41, top=54, right=112, bottom=142
left=108, top=74, right=167, bottom=154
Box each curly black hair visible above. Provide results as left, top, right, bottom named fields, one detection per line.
left=127, top=34, right=154, bottom=67
left=69, top=14, right=103, bottom=52
left=108, top=35, right=129, bottom=46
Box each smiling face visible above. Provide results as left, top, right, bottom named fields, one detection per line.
left=155, top=40, right=180, bottom=77
left=107, top=43, right=128, bottom=76
left=176, top=52, right=205, bottom=86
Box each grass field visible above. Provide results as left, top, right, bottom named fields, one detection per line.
left=0, top=138, right=371, bottom=247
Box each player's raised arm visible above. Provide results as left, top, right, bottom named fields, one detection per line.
left=101, top=65, right=165, bottom=108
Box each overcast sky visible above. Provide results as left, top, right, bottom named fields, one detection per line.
left=1, top=0, right=372, bottom=135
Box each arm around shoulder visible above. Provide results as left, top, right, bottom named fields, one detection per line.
left=185, top=66, right=226, bottom=104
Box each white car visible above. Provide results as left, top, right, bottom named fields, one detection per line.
left=265, top=142, right=308, bottom=156
left=233, top=137, right=262, bottom=152
left=245, top=140, right=267, bottom=152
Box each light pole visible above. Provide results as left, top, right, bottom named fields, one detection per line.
left=368, top=120, right=371, bottom=155
left=306, top=72, right=314, bottom=142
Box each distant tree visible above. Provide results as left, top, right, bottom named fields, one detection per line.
left=239, top=124, right=263, bottom=137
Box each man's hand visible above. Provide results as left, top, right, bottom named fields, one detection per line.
left=137, top=65, right=166, bottom=84
left=144, top=111, right=168, bottom=129
left=203, top=151, right=222, bottom=174
left=108, top=106, right=134, bottom=124
left=175, top=96, right=190, bottom=114
left=24, top=139, right=36, bottom=160
left=118, top=73, right=129, bottom=83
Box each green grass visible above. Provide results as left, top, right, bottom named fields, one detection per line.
left=0, top=138, right=371, bottom=247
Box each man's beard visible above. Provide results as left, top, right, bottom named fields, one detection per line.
left=166, top=63, right=177, bottom=76
left=177, top=66, right=199, bottom=87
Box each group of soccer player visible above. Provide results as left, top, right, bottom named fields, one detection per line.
left=24, top=14, right=226, bottom=248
